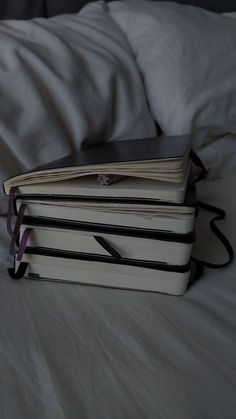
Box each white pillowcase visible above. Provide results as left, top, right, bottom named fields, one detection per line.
left=0, top=1, right=156, bottom=213
left=108, top=1, right=236, bottom=139
left=223, top=12, right=236, bottom=18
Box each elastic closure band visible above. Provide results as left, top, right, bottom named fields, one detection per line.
left=8, top=262, right=28, bottom=280
left=193, top=201, right=234, bottom=270
left=190, top=149, right=207, bottom=183
left=189, top=149, right=233, bottom=284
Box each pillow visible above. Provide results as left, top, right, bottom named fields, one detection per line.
left=108, top=1, right=236, bottom=154
left=0, top=1, right=156, bottom=213
left=223, top=12, right=236, bottom=17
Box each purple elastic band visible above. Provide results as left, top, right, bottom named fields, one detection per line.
left=16, top=228, right=32, bottom=262
left=7, top=187, right=18, bottom=237
left=9, top=204, right=27, bottom=256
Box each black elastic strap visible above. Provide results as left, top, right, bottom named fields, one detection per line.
left=8, top=262, right=28, bottom=280
left=190, top=149, right=207, bottom=183
left=94, top=236, right=122, bottom=259
left=190, top=149, right=234, bottom=281
left=192, top=201, right=234, bottom=270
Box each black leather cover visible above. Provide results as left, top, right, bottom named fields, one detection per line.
left=18, top=136, right=190, bottom=175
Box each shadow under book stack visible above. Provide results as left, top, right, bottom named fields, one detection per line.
left=4, top=136, right=197, bottom=295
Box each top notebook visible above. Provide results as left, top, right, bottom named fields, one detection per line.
left=3, top=136, right=191, bottom=195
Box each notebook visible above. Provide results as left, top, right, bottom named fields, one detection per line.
left=14, top=251, right=193, bottom=296
left=15, top=200, right=196, bottom=234
left=17, top=185, right=196, bottom=265
left=19, top=223, right=194, bottom=265
left=3, top=136, right=191, bottom=203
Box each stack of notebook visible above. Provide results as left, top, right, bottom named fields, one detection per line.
left=4, top=135, right=197, bottom=295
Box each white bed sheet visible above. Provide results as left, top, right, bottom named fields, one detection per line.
left=0, top=174, right=236, bottom=419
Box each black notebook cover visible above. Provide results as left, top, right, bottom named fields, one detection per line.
left=26, top=135, right=191, bottom=173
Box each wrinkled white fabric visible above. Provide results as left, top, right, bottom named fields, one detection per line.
left=0, top=0, right=156, bottom=212
left=108, top=1, right=236, bottom=176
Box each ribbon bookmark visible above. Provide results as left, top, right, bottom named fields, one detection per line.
left=7, top=186, right=18, bottom=237
left=9, top=204, right=27, bottom=255
left=94, top=235, right=121, bottom=259
left=16, top=228, right=32, bottom=262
